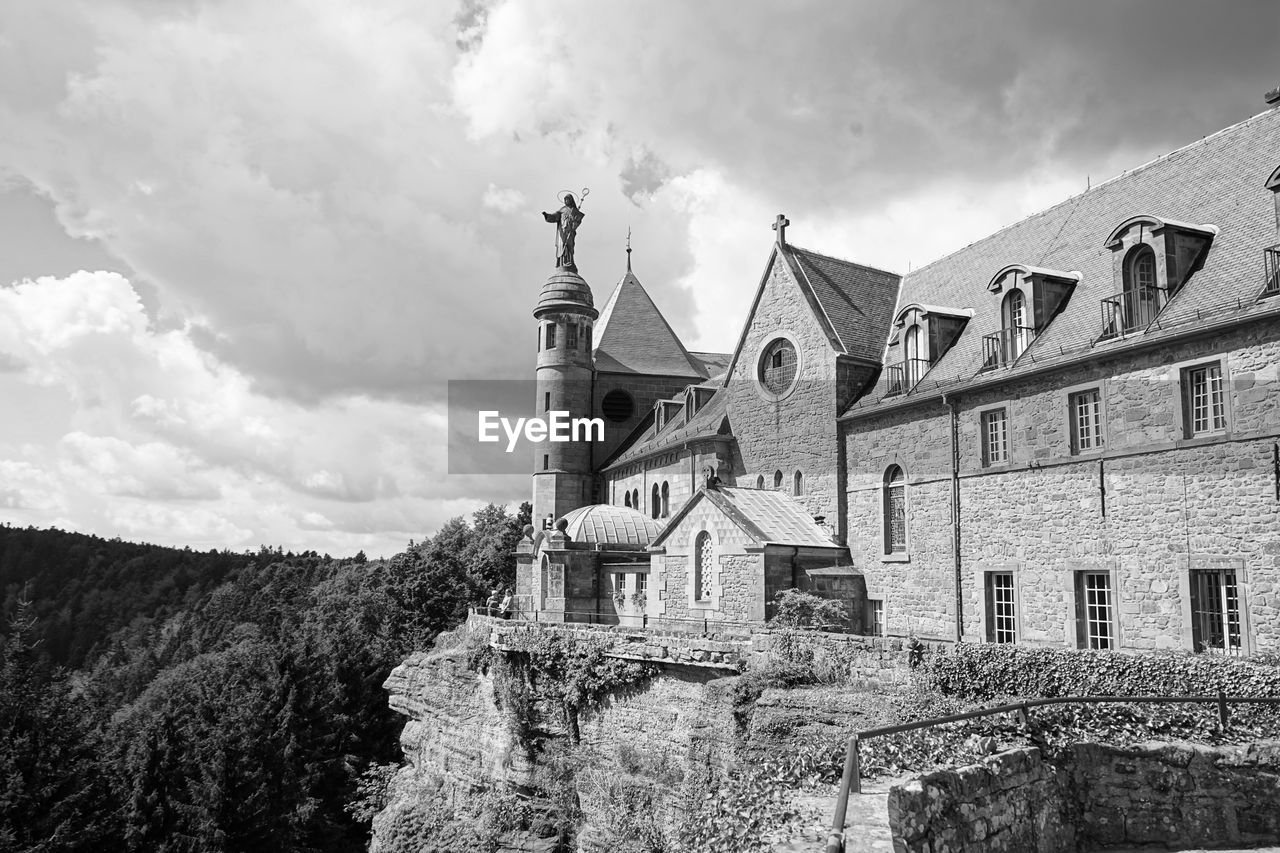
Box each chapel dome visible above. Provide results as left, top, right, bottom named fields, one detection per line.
left=535, top=268, right=597, bottom=318
left=559, top=504, right=663, bottom=548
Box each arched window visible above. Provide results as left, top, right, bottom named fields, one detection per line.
left=694, top=531, right=713, bottom=601
left=651, top=484, right=660, bottom=520
left=903, top=324, right=923, bottom=386
left=1001, top=289, right=1030, bottom=362
left=661, top=482, right=670, bottom=517
left=632, top=489, right=640, bottom=511
left=756, top=475, right=765, bottom=489
left=1123, top=245, right=1159, bottom=329
left=883, top=465, right=906, bottom=554
left=793, top=471, right=804, bottom=496
left=773, top=470, right=783, bottom=490
left=624, top=491, right=631, bottom=508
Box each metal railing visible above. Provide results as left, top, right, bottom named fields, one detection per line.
left=495, top=607, right=762, bottom=636
left=824, top=692, right=1280, bottom=853
left=1099, top=286, right=1166, bottom=339
left=1263, top=244, right=1280, bottom=298
left=979, top=325, right=1035, bottom=370
left=884, top=358, right=932, bottom=396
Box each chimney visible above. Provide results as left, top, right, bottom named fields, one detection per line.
left=1266, top=85, right=1280, bottom=107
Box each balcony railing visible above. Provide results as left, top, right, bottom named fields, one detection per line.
left=980, top=325, right=1035, bottom=370
left=1099, top=286, right=1166, bottom=339
left=1263, top=245, right=1280, bottom=298
left=884, top=358, right=932, bottom=396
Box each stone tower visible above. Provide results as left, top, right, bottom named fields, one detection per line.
left=532, top=267, right=598, bottom=530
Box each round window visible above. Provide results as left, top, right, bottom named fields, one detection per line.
left=759, top=338, right=798, bottom=393
left=600, top=389, right=634, bottom=422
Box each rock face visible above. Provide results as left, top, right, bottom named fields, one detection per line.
left=370, top=621, right=742, bottom=851
left=370, top=618, right=914, bottom=851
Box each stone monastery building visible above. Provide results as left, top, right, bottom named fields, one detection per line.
left=516, top=99, right=1280, bottom=656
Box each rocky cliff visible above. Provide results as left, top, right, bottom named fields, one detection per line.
left=369, top=615, right=922, bottom=852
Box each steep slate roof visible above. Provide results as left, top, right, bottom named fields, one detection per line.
left=593, top=270, right=706, bottom=377
left=785, top=246, right=903, bottom=362
left=651, top=486, right=840, bottom=549
left=689, top=350, right=733, bottom=379
left=846, top=106, right=1280, bottom=417
left=603, top=389, right=730, bottom=470
left=723, top=244, right=902, bottom=384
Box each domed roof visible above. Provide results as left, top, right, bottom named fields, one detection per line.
left=535, top=268, right=597, bottom=318
left=559, top=504, right=663, bottom=548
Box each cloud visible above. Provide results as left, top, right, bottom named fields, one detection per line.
left=0, top=271, right=525, bottom=553
left=0, top=0, right=1272, bottom=550
left=482, top=183, right=527, bottom=214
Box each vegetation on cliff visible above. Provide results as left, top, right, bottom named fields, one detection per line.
left=0, top=503, right=528, bottom=853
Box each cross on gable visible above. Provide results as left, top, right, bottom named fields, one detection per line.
left=772, top=213, right=789, bottom=245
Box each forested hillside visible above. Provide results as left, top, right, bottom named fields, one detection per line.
left=0, top=503, right=529, bottom=852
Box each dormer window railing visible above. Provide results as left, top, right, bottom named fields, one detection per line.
left=884, top=357, right=931, bottom=396
left=1100, top=285, right=1167, bottom=339
left=1263, top=245, right=1280, bottom=298
left=980, top=325, right=1036, bottom=370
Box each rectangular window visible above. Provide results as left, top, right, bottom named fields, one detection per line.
left=544, top=391, right=551, bottom=412
left=1069, top=389, right=1104, bottom=454
left=1190, top=569, right=1243, bottom=655
left=1075, top=571, right=1114, bottom=649
left=1182, top=363, right=1226, bottom=437
left=545, top=323, right=557, bottom=349
left=985, top=572, right=1017, bottom=644
left=865, top=599, right=884, bottom=636
left=982, top=408, right=1009, bottom=466
left=542, top=454, right=549, bottom=471
left=615, top=573, right=626, bottom=594
left=566, top=323, right=579, bottom=350
left=636, top=573, right=647, bottom=595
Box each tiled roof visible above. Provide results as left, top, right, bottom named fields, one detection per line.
left=603, top=389, right=730, bottom=470
left=689, top=350, right=732, bottom=378
left=711, top=487, right=838, bottom=546
left=560, top=504, right=664, bottom=547
left=847, top=107, right=1280, bottom=416
left=650, top=486, right=841, bottom=549
left=785, top=247, right=903, bottom=362
left=593, top=271, right=705, bottom=377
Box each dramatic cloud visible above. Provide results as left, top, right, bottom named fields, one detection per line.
left=0, top=0, right=1273, bottom=550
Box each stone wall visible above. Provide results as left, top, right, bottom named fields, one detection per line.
left=726, top=252, right=848, bottom=527
left=485, top=614, right=945, bottom=687
left=888, top=747, right=1074, bottom=853
left=887, top=741, right=1280, bottom=853
left=845, top=317, right=1280, bottom=651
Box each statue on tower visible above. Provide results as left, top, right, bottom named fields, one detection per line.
left=543, top=189, right=587, bottom=272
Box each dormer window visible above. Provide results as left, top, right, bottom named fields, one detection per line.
left=981, top=265, right=1078, bottom=370
left=1262, top=165, right=1280, bottom=299
left=886, top=304, right=972, bottom=394
left=1099, top=215, right=1215, bottom=340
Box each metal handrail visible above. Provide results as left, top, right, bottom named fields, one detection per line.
left=497, top=607, right=764, bottom=635
left=1263, top=244, right=1280, bottom=298
left=1098, top=285, right=1167, bottom=339
left=980, top=325, right=1035, bottom=370
left=824, top=691, right=1280, bottom=853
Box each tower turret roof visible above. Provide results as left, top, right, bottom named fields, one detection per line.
left=535, top=268, right=597, bottom=318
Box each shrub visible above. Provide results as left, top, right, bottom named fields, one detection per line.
left=926, top=643, right=1280, bottom=705
left=768, top=589, right=848, bottom=631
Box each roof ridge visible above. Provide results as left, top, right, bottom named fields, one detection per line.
left=906, top=106, right=1280, bottom=280
left=787, top=243, right=903, bottom=278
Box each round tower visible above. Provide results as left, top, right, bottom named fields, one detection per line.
left=532, top=267, right=598, bottom=530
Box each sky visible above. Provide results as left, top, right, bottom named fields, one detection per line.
left=0, top=0, right=1276, bottom=557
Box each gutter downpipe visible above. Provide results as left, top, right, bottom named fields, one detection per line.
left=943, top=393, right=963, bottom=643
